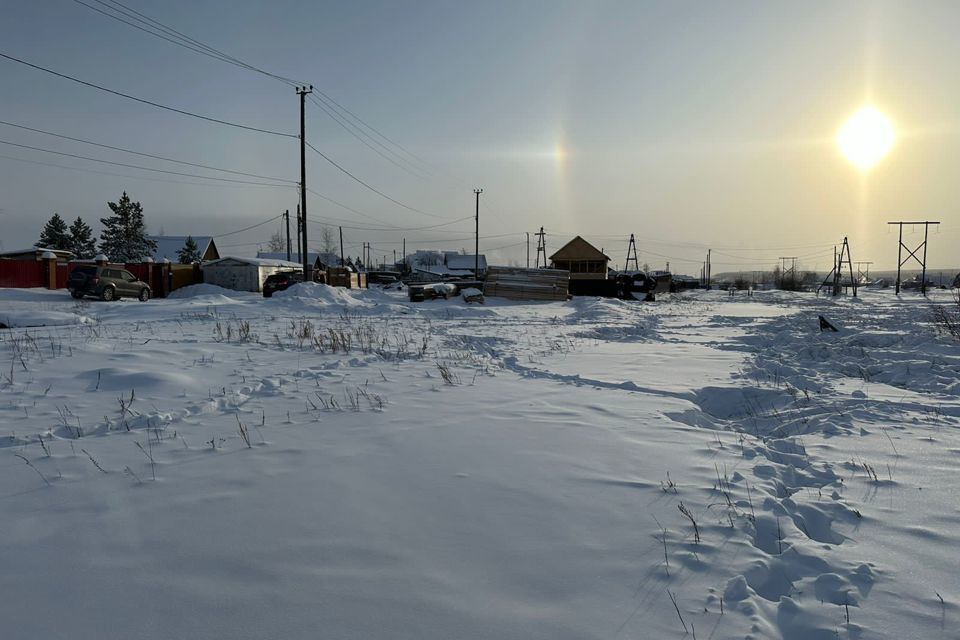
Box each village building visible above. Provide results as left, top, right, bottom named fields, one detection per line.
left=407, top=250, right=487, bottom=280
left=201, top=256, right=301, bottom=293
left=0, top=247, right=74, bottom=262
left=256, top=251, right=341, bottom=271
left=549, top=236, right=610, bottom=280
left=148, top=236, right=220, bottom=263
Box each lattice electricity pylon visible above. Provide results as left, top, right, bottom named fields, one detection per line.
left=624, top=234, right=639, bottom=272
left=535, top=226, right=548, bottom=268
left=888, top=221, right=940, bottom=295
left=855, top=261, right=873, bottom=284
left=817, top=237, right=857, bottom=297
left=779, top=256, right=797, bottom=289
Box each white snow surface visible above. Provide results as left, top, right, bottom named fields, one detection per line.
left=1, top=286, right=959, bottom=639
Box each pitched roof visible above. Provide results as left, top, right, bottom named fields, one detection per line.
left=148, top=236, right=216, bottom=262
left=549, top=236, right=610, bottom=262
left=257, top=251, right=342, bottom=268
left=1, top=247, right=74, bottom=258
left=204, top=256, right=302, bottom=268
left=444, top=253, right=487, bottom=271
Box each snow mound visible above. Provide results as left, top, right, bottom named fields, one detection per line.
left=0, top=310, right=91, bottom=328
left=272, top=282, right=371, bottom=306
left=167, top=284, right=255, bottom=301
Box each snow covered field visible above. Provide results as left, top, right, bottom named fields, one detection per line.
left=1, top=284, right=958, bottom=639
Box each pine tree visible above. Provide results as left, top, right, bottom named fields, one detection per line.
left=37, top=213, right=70, bottom=250
left=176, top=236, right=201, bottom=264
left=67, top=216, right=97, bottom=259
left=98, top=192, right=157, bottom=262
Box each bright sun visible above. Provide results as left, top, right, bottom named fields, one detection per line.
left=837, top=106, right=895, bottom=170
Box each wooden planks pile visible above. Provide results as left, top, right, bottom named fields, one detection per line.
left=483, top=266, right=569, bottom=301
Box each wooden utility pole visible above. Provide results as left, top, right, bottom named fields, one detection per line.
left=888, top=221, right=940, bottom=295
left=474, top=188, right=482, bottom=277
left=296, top=204, right=302, bottom=264
left=284, top=209, right=291, bottom=262
left=296, top=85, right=313, bottom=280
left=526, top=232, right=530, bottom=268
left=339, top=226, right=344, bottom=267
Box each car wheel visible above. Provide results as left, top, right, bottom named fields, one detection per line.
left=138, top=288, right=150, bottom=302
left=101, top=287, right=115, bottom=301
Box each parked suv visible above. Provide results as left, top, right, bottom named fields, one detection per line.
left=262, top=270, right=304, bottom=297
left=67, top=265, right=151, bottom=301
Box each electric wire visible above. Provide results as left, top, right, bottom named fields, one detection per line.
left=68, top=0, right=303, bottom=86
left=68, top=0, right=438, bottom=178
left=305, top=214, right=474, bottom=233
left=0, top=152, right=279, bottom=188
left=304, top=140, right=447, bottom=219
left=0, top=52, right=296, bottom=138
left=0, top=139, right=292, bottom=186
left=307, top=95, right=427, bottom=179
left=0, top=120, right=295, bottom=184
left=213, top=215, right=284, bottom=238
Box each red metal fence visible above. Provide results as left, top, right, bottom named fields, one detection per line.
left=0, top=260, right=203, bottom=296
left=0, top=260, right=45, bottom=288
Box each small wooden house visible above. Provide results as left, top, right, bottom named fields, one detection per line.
left=549, top=236, right=610, bottom=280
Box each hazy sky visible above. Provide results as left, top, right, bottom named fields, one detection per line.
left=2, top=0, right=959, bottom=273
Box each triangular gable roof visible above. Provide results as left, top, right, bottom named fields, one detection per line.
left=204, top=256, right=301, bottom=268
left=257, top=251, right=342, bottom=268
left=149, top=236, right=218, bottom=262
left=549, top=236, right=610, bottom=262
left=445, top=253, right=487, bottom=271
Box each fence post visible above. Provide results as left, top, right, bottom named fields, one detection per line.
left=41, top=252, right=58, bottom=289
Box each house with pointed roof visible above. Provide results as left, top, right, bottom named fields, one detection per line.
left=256, top=251, right=341, bottom=271
left=148, top=236, right=220, bottom=263
left=549, top=236, right=610, bottom=280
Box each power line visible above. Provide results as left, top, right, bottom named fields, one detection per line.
left=0, top=138, right=292, bottom=186
left=0, top=152, right=280, bottom=188
left=304, top=140, right=447, bottom=219
left=68, top=0, right=303, bottom=86
left=304, top=214, right=473, bottom=233
left=0, top=120, right=295, bottom=184
left=213, top=215, right=284, bottom=238
left=304, top=187, right=400, bottom=227
left=0, top=52, right=296, bottom=138
left=307, top=95, right=427, bottom=179
left=69, top=0, right=432, bottom=175
left=75, top=1, right=443, bottom=177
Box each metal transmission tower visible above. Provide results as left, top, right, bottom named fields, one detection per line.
left=818, top=237, right=857, bottom=297
left=855, top=261, right=873, bottom=284
left=888, top=221, right=940, bottom=295
left=778, top=256, right=798, bottom=289
left=534, top=227, right=547, bottom=268
left=296, top=85, right=313, bottom=280
left=624, top=234, right=639, bottom=272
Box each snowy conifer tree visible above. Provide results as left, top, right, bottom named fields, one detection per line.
left=176, top=236, right=201, bottom=263
left=98, top=192, right=157, bottom=261
left=37, top=213, right=70, bottom=250
left=66, top=217, right=97, bottom=259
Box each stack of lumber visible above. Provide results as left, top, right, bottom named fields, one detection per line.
left=483, top=267, right=569, bottom=301
left=461, top=287, right=484, bottom=303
